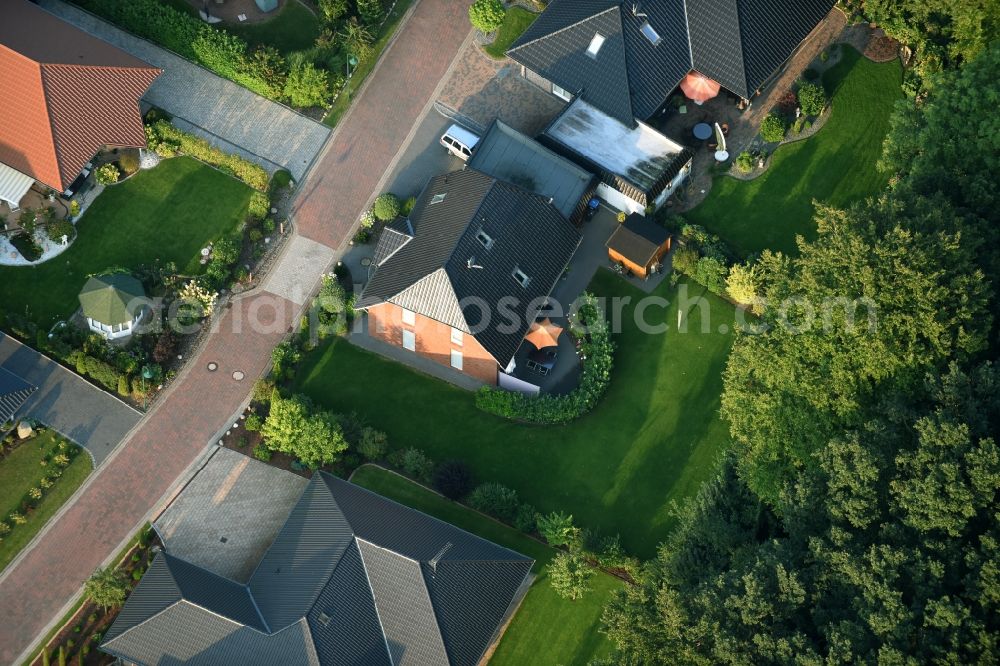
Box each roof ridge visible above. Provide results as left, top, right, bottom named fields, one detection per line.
left=163, top=552, right=270, bottom=632
left=21, top=56, right=62, bottom=191
left=353, top=537, right=396, bottom=665
left=507, top=3, right=620, bottom=54
left=101, top=599, right=184, bottom=649
left=40, top=62, right=162, bottom=73
left=606, top=6, right=635, bottom=124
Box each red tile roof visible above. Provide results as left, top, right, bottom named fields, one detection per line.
left=0, top=0, right=161, bottom=191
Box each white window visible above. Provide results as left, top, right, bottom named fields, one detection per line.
left=450, top=349, right=463, bottom=370
left=512, top=267, right=530, bottom=288
left=587, top=33, right=606, bottom=57
left=401, top=308, right=415, bottom=325
left=476, top=229, right=494, bottom=249
left=402, top=329, right=415, bottom=351
left=552, top=84, right=572, bottom=102
left=451, top=327, right=463, bottom=346
left=640, top=21, right=661, bottom=45
left=430, top=193, right=447, bottom=204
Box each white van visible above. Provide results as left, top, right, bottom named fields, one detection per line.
left=440, top=124, right=480, bottom=161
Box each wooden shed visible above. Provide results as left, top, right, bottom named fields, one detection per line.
left=606, top=213, right=672, bottom=278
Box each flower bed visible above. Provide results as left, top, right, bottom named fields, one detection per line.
left=145, top=119, right=269, bottom=191
left=474, top=293, right=614, bottom=425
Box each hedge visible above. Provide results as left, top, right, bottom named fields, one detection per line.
left=76, top=0, right=283, bottom=101
left=148, top=121, right=269, bottom=191
left=475, top=293, right=614, bottom=424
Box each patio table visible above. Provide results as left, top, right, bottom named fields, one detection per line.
left=693, top=123, right=713, bottom=140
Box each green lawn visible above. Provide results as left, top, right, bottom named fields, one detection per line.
left=0, top=431, right=92, bottom=572
left=484, top=8, right=538, bottom=59
left=230, top=0, right=320, bottom=55
left=350, top=465, right=618, bottom=665
left=0, top=157, right=252, bottom=327
left=686, top=46, right=903, bottom=256
left=296, top=271, right=735, bottom=557
left=323, top=0, right=415, bottom=127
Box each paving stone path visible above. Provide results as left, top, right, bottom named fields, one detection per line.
left=37, top=0, right=330, bottom=181
left=0, top=1, right=474, bottom=661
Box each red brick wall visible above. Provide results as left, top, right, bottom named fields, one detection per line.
left=367, top=302, right=498, bottom=385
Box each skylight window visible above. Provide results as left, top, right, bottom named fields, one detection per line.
left=512, top=267, right=531, bottom=288
left=476, top=229, right=494, bottom=249
left=640, top=21, right=661, bottom=45
left=587, top=33, right=606, bottom=57
left=430, top=193, right=447, bottom=204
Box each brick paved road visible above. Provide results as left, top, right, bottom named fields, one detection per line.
left=292, top=0, right=474, bottom=247
left=0, top=0, right=474, bottom=661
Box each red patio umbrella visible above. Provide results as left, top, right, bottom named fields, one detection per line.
left=525, top=318, right=563, bottom=350
left=680, top=71, right=721, bottom=105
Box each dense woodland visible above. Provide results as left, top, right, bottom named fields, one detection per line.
left=600, top=4, right=999, bottom=663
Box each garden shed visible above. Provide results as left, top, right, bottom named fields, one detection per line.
left=78, top=273, right=148, bottom=340
left=606, top=213, right=672, bottom=277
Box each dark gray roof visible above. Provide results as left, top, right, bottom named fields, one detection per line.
left=468, top=119, right=595, bottom=219
left=508, top=0, right=835, bottom=125
left=607, top=212, right=671, bottom=266
left=359, top=169, right=581, bottom=367
left=0, top=366, right=35, bottom=424
left=103, top=472, right=533, bottom=666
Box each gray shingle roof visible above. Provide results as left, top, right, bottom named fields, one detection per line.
left=508, top=0, right=835, bottom=125
left=0, top=366, right=35, bottom=424
left=103, top=472, right=533, bottom=666
left=468, top=119, right=596, bottom=220
left=359, top=169, right=581, bottom=367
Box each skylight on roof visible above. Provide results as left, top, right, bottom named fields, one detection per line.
left=430, top=193, right=447, bottom=204
left=587, top=33, right=606, bottom=57
left=640, top=21, right=661, bottom=45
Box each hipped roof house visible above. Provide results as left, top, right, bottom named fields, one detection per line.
left=507, top=0, right=835, bottom=125
left=102, top=472, right=534, bottom=666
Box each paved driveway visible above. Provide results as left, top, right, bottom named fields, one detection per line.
left=0, top=335, right=140, bottom=466
left=37, top=0, right=330, bottom=181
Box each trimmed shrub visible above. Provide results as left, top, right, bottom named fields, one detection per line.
left=469, top=0, right=505, bottom=33
left=372, top=193, right=400, bottom=222
left=244, top=413, right=263, bottom=432
left=95, top=164, right=120, bottom=185
left=318, top=0, right=349, bottom=24
left=45, top=219, right=75, bottom=243
left=357, top=426, right=388, bottom=460
left=359, top=209, right=377, bottom=229
left=432, top=460, right=475, bottom=499
left=693, top=256, right=728, bottom=295
left=759, top=113, right=786, bottom=143
left=538, top=511, right=581, bottom=548
left=400, top=448, right=434, bottom=482
left=468, top=483, right=519, bottom=523
left=401, top=196, right=417, bottom=217
left=797, top=81, right=827, bottom=116
left=248, top=191, right=270, bottom=219
left=252, top=443, right=271, bottom=462
left=734, top=151, right=755, bottom=174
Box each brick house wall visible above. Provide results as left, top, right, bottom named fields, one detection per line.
left=367, top=302, right=498, bottom=385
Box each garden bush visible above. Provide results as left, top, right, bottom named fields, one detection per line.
left=538, top=511, right=581, bottom=548
left=357, top=0, right=384, bottom=26
left=10, top=233, right=42, bottom=262
left=359, top=209, right=377, bottom=229
left=357, top=426, right=387, bottom=460
left=95, top=164, right=120, bottom=186
left=475, top=293, right=614, bottom=424
left=759, top=113, right=787, bottom=143
left=693, top=256, right=728, bottom=295
left=400, top=447, right=434, bottom=482
left=45, top=219, right=75, bottom=243
left=734, top=151, right=755, bottom=174
left=152, top=330, right=177, bottom=364
left=248, top=191, right=270, bottom=218
left=244, top=413, right=263, bottom=432
left=284, top=61, right=331, bottom=108
left=432, top=460, right=474, bottom=499
left=118, top=151, right=140, bottom=175
left=401, top=196, right=417, bottom=217
left=148, top=121, right=269, bottom=191
left=372, top=193, right=400, bottom=222
left=318, top=0, right=349, bottom=23
left=82, top=356, right=121, bottom=393
left=253, top=443, right=272, bottom=462
left=469, top=0, right=505, bottom=33
left=514, top=504, right=538, bottom=533
left=468, top=482, right=520, bottom=523
left=797, top=81, right=827, bottom=116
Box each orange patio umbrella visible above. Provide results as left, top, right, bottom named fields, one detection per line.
left=525, top=318, right=563, bottom=350
left=680, top=71, right=721, bottom=105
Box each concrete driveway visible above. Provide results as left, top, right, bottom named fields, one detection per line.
left=383, top=109, right=472, bottom=201
left=0, top=335, right=141, bottom=466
